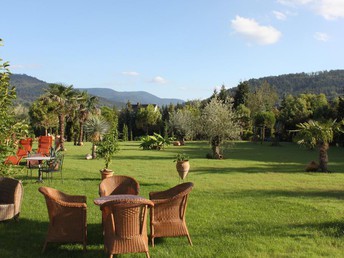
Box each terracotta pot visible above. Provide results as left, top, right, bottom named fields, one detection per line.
left=176, top=161, right=190, bottom=180
left=100, top=168, right=114, bottom=180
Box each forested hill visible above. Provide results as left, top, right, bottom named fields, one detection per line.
left=10, top=74, right=184, bottom=107
left=244, top=70, right=344, bottom=99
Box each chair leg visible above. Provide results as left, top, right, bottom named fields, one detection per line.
left=151, top=236, right=155, bottom=247
left=146, top=251, right=150, bottom=258
left=187, top=234, right=193, bottom=246
left=41, top=241, right=48, bottom=253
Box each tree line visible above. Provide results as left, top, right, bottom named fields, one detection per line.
left=2, top=37, right=344, bottom=172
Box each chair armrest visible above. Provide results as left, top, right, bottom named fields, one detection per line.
left=55, top=199, right=87, bottom=208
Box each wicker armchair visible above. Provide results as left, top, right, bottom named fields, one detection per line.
left=0, top=177, right=23, bottom=221
left=99, top=175, right=140, bottom=197
left=38, top=187, right=87, bottom=253
left=149, top=182, right=194, bottom=247
left=100, top=197, right=154, bottom=258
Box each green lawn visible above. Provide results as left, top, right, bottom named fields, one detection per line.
left=1, top=141, right=344, bottom=257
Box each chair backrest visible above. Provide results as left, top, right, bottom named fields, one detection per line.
left=0, top=177, right=24, bottom=215
left=38, top=186, right=74, bottom=219
left=39, top=136, right=53, bottom=144
left=19, top=138, right=33, bottom=153
left=149, top=182, right=194, bottom=201
left=48, top=154, right=64, bottom=171
left=99, top=175, right=140, bottom=197
left=100, top=198, right=154, bottom=251
left=149, top=182, right=194, bottom=220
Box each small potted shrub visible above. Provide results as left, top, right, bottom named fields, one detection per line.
left=96, top=131, right=119, bottom=180
left=174, top=153, right=190, bottom=180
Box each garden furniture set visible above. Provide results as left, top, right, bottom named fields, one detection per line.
left=38, top=175, right=194, bottom=257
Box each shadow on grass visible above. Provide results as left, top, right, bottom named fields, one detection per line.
left=233, top=189, right=344, bottom=199
left=0, top=219, right=105, bottom=257
left=292, top=221, right=344, bottom=238
left=194, top=163, right=306, bottom=174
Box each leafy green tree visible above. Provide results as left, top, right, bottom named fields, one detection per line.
left=29, top=98, right=59, bottom=136
left=233, top=81, right=249, bottom=108
left=201, top=97, right=241, bottom=159
left=294, top=120, right=344, bottom=172
left=254, top=111, right=276, bottom=144
left=136, top=104, right=161, bottom=135
left=122, top=124, right=129, bottom=141
left=0, top=39, right=27, bottom=175
left=247, top=81, right=278, bottom=115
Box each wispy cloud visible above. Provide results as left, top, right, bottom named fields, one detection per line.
left=150, top=76, right=167, bottom=84
left=277, top=0, right=313, bottom=7
left=10, top=63, right=41, bottom=70
left=314, top=32, right=329, bottom=41
left=231, top=15, right=282, bottom=45
left=273, top=10, right=288, bottom=20
left=121, top=71, right=140, bottom=76
left=278, top=0, right=344, bottom=20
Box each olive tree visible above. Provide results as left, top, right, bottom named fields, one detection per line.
left=201, top=97, right=241, bottom=159
left=168, top=103, right=201, bottom=143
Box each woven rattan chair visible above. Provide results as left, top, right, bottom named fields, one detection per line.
left=38, top=187, right=87, bottom=253
left=0, top=177, right=23, bottom=221
left=100, top=197, right=154, bottom=258
left=99, top=175, right=140, bottom=197
left=149, top=182, right=194, bottom=247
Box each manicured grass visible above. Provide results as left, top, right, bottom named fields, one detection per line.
left=1, top=141, right=344, bottom=257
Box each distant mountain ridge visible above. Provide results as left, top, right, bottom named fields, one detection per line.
left=10, top=74, right=185, bottom=106
left=79, top=88, right=184, bottom=106
left=10, top=70, right=344, bottom=107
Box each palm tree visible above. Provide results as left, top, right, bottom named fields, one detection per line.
left=44, top=84, right=78, bottom=151
left=295, top=120, right=343, bottom=172
left=83, top=115, right=110, bottom=159
left=77, top=92, right=98, bottom=146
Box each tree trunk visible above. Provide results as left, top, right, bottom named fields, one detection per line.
left=78, top=121, right=84, bottom=146
left=318, top=142, right=329, bottom=172
left=261, top=126, right=265, bottom=144
left=91, top=143, right=97, bottom=159
left=211, top=136, right=223, bottom=159
left=58, top=114, right=65, bottom=151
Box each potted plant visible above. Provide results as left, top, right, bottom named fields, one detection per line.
left=174, top=153, right=190, bottom=180
left=96, top=130, right=119, bottom=180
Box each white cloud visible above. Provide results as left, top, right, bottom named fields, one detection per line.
left=314, top=32, right=330, bottom=41
left=278, top=0, right=344, bottom=20
left=121, top=71, right=139, bottom=76
left=273, top=10, right=288, bottom=20
left=150, top=76, right=167, bottom=84
left=231, top=16, right=282, bottom=45
left=316, top=0, right=344, bottom=20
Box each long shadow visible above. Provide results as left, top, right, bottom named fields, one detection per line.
left=233, top=189, right=344, bottom=199
left=194, top=163, right=307, bottom=174
left=0, top=219, right=106, bottom=257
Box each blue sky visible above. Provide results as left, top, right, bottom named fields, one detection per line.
left=1, top=0, right=344, bottom=101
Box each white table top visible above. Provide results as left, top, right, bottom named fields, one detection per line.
left=25, top=156, right=54, bottom=161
